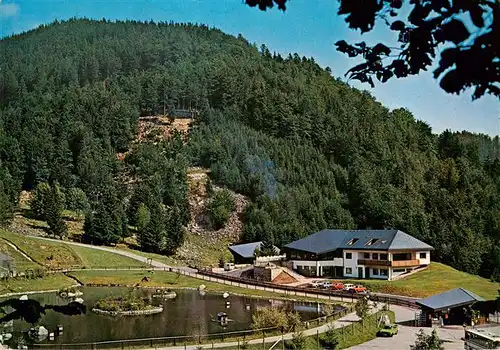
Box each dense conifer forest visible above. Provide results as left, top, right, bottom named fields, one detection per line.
left=0, top=19, right=499, bottom=279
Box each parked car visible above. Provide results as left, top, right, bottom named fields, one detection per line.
left=321, top=281, right=333, bottom=289
left=309, top=280, right=323, bottom=288
left=343, top=283, right=355, bottom=291
left=377, top=324, right=399, bottom=337
left=352, top=285, right=368, bottom=293
left=331, top=282, right=344, bottom=290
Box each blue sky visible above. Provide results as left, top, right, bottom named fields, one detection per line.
left=1, top=0, right=498, bottom=136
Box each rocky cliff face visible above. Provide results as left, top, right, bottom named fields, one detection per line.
left=175, top=168, right=249, bottom=267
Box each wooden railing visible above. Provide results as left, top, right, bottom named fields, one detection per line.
left=391, top=259, right=420, bottom=267
left=357, top=259, right=391, bottom=267
left=357, top=259, right=420, bottom=267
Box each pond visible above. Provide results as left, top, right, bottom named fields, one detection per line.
left=1, top=287, right=342, bottom=345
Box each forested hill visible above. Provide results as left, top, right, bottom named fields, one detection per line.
left=0, top=19, right=499, bottom=279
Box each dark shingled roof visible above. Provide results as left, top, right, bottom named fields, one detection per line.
left=283, top=229, right=433, bottom=255
left=229, top=242, right=262, bottom=259
left=416, top=288, right=484, bottom=312
left=228, top=242, right=280, bottom=259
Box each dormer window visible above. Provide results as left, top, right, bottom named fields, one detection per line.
left=347, top=238, right=359, bottom=246
left=366, top=238, right=379, bottom=246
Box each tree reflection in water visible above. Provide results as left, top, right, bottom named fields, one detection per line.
left=0, top=297, right=86, bottom=325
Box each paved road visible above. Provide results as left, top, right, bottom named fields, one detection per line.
left=348, top=305, right=465, bottom=350
left=27, top=235, right=197, bottom=272
left=348, top=325, right=464, bottom=350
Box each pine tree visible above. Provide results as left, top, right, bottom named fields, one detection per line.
left=164, top=205, right=184, bottom=255
left=259, top=235, right=276, bottom=256
left=82, top=186, right=123, bottom=245
left=137, top=202, right=166, bottom=253
left=45, top=183, right=67, bottom=239
left=0, top=182, right=14, bottom=226
left=136, top=203, right=151, bottom=233
left=30, top=182, right=51, bottom=219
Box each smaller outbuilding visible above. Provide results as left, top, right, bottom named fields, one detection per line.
left=228, top=242, right=282, bottom=264
left=416, top=288, right=485, bottom=327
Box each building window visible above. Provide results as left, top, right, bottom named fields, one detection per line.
left=419, top=252, right=427, bottom=259
left=372, top=253, right=379, bottom=260
left=345, top=252, right=352, bottom=259
left=380, top=269, right=388, bottom=276
left=364, top=252, right=370, bottom=259
left=347, top=238, right=359, bottom=246
left=345, top=267, right=352, bottom=274
left=372, top=268, right=379, bottom=275
left=366, top=238, right=379, bottom=246
left=393, top=253, right=411, bottom=261
left=380, top=253, right=388, bottom=260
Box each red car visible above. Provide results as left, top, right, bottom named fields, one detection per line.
left=352, top=285, right=368, bottom=293
left=331, top=282, right=344, bottom=290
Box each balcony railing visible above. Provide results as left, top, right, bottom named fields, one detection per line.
left=357, top=259, right=391, bottom=267
left=391, top=259, right=420, bottom=267
left=357, top=259, right=421, bottom=267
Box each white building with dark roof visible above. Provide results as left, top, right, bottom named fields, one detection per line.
left=282, top=229, right=433, bottom=280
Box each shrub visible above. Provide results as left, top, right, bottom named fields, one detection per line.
left=206, top=189, right=235, bottom=229
left=410, top=329, right=444, bottom=350
left=355, top=296, right=371, bottom=321
left=251, top=307, right=302, bottom=331
left=322, top=324, right=339, bottom=349
left=321, top=303, right=335, bottom=317
left=30, top=182, right=51, bottom=218
left=65, top=187, right=89, bottom=216
left=94, top=293, right=152, bottom=312
left=287, top=331, right=306, bottom=350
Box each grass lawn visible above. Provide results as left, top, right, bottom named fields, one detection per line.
left=0, top=230, right=82, bottom=269
left=69, top=245, right=146, bottom=268
left=345, top=262, right=500, bottom=300
left=68, top=270, right=344, bottom=304
left=113, top=243, right=182, bottom=267
left=0, top=273, right=75, bottom=295
left=332, top=310, right=395, bottom=349
left=0, top=239, right=40, bottom=272
left=0, top=230, right=147, bottom=269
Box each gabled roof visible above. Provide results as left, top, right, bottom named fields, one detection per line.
left=389, top=230, right=434, bottom=251
left=283, top=229, right=433, bottom=255
left=229, top=242, right=262, bottom=259
left=416, top=288, right=484, bottom=312
left=284, top=229, right=352, bottom=255
left=228, top=242, right=280, bottom=259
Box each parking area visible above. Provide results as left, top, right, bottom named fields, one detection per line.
left=348, top=305, right=465, bottom=350
left=303, top=279, right=370, bottom=294
left=348, top=325, right=465, bottom=349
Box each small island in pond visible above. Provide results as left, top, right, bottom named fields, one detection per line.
left=58, top=286, right=83, bottom=298
left=92, top=294, right=163, bottom=316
